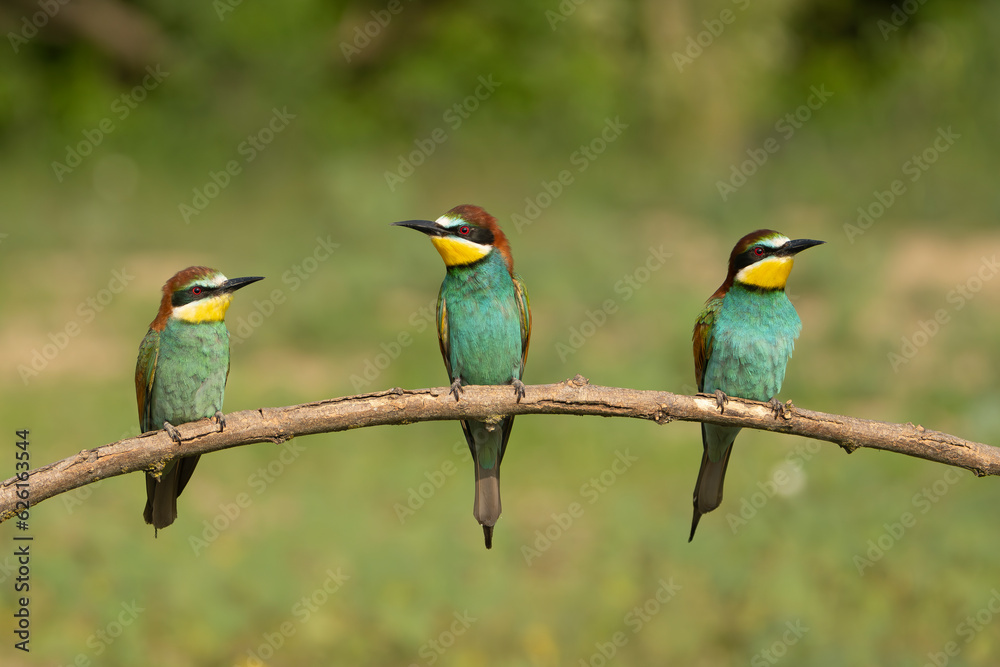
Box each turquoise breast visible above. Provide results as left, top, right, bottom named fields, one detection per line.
left=149, top=319, right=230, bottom=428
left=702, top=285, right=801, bottom=402
left=441, top=252, right=522, bottom=386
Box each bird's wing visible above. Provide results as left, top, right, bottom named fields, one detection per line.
left=135, top=328, right=161, bottom=433
left=692, top=296, right=723, bottom=393
left=438, top=289, right=478, bottom=455
left=497, top=274, right=532, bottom=462
left=513, top=274, right=531, bottom=374
left=436, top=288, right=453, bottom=381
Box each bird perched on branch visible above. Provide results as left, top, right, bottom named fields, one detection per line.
left=394, top=205, right=531, bottom=549
left=136, top=266, right=263, bottom=533
left=690, top=230, right=823, bottom=541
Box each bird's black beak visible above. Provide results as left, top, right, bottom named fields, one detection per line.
left=392, top=220, right=447, bottom=237
left=220, top=276, right=265, bottom=293
left=781, top=239, right=825, bottom=256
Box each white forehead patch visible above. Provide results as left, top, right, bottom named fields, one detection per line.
left=197, top=273, right=228, bottom=288
left=756, top=234, right=790, bottom=250
left=435, top=215, right=465, bottom=229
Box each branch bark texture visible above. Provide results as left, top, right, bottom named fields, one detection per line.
left=2, top=376, right=997, bottom=522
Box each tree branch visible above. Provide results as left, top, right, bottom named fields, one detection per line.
left=2, top=375, right=997, bottom=522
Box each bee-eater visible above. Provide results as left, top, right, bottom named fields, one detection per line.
left=689, top=230, right=823, bottom=541
left=393, top=205, right=531, bottom=549
left=136, top=266, right=263, bottom=533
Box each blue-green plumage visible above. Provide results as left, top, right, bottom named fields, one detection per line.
left=701, top=286, right=800, bottom=463
left=439, top=251, right=526, bottom=475
left=690, top=231, right=823, bottom=541
left=395, top=205, right=530, bottom=549
left=141, top=319, right=230, bottom=432
left=136, top=267, right=262, bottom=533
left=440, top=255, right=524, bottom=391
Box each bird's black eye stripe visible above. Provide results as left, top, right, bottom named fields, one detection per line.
left=453, top=225, right=494, bottom=245
left=171, top=284, right=214, bottom=307
left=733, top=245, right=774, bottom=272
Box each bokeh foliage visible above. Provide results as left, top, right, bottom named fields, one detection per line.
left=1, top=0, right=999, bottom=665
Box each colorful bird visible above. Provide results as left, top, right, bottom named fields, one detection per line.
left=136, top=266, right=263, bottom=533
left=690, top=230, right=823, bottom=541
left=393, top=205, right=531, bottom=549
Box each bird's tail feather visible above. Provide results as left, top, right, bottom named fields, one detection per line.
left=143, top=455, right=200, bottom=533
left=144, top=465, right=179, bottom=531
left=689, top=426, right=735, bottom=542
left=474, top=461, right=501, bottom=549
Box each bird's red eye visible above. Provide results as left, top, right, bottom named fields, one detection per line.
left=753, top=247, right=765, bottom=257
left=458, top=225, right=471, bottom=235
left=192, top=286, right=202, bottom=295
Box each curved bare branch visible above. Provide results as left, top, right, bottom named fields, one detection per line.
left=2, top=376, right=997, bottom=522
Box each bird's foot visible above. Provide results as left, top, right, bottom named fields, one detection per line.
left=449, top=378, right=464, bottom=401
left=768, top=397, right=792, bottom=420
left=714, top=389, right=729, bottom=413
left=163, top=421, right=183, bottom=444
left=213, top=410, right=226, bottom=432
left=512, top=379, right=526, bottom=403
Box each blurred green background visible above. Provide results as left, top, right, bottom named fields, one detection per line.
left=2, top=0, right=999, bottom=665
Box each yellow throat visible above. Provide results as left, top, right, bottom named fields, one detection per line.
left=736, top=256, right=794, bottom=290
left=171, top=293, right=234, bottom=323
left=430, top=236, right=491, bottom=267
